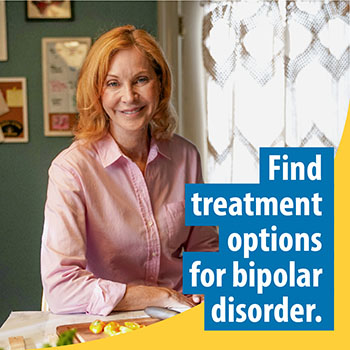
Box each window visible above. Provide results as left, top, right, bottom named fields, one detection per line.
left=158, top=1, right=350, bottom=183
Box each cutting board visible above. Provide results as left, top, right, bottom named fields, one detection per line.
left=56, top=317, right=160, bottom=343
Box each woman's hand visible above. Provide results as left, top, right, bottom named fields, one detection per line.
left=114, top=285, right=196, bottom=311
left=159, top=287, right=197, bottom=309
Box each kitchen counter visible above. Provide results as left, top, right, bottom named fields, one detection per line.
left=0, top=310, right=149, bottom=349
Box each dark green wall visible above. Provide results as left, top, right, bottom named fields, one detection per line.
left=0, top=0, right=157, bottom=326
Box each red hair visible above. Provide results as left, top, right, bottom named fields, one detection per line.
left=75, top=25, right=176, bottom=143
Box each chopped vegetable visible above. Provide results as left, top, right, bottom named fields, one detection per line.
left=89, top=320, right=106, bottom=334
left=119, top=325, right=133, bottom=334
left=89, top=320, right=145, bottom=336
left=56, top=328, right=77, bottom=346
left=103, top=321, right=120, bottom=336
left=124, top=321, right=143, bottom=330
left=40, top=328, right=78, bottom=347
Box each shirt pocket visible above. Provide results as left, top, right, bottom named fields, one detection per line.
left=164, top=200, right=189, bottom=250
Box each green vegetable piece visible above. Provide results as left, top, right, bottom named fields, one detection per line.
left=56, top=328, right=77, bottom=346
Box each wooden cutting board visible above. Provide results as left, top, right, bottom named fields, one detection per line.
left=56, top=317, right=160, bottom=343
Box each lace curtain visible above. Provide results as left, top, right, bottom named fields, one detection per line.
left=202, top=0, right=350, bottom=183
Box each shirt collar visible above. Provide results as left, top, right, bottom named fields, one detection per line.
left=94, top=132, right=123, bottom=168
left=148, top=137, right=172, bottom=163
left=95, top=132, right=172, bottom=168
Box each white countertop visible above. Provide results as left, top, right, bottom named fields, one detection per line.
left=0, top=310, right=149, bottom=349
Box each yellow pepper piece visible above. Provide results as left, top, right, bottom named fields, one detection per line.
left=124, top=321, right=141, bottom=330
left=107, top=330, right=121, bottom=336
left=104, top=321, right=120, bottom=336
left=89, top=320, right=106, bottom=334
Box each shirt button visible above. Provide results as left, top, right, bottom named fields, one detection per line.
left=148, top=220, right=153, bottom=227
left=152, top=252, right=157, bottom=257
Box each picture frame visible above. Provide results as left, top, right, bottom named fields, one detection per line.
left=0, top=78, right=29, bottom=143
left=0, top=0, right=7, bottom=61
left=42, top=37, right=91, bottom=137
left=26, top=0, right=73, bottom=20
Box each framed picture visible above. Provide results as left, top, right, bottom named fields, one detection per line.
left=0, top=0, right=7, bottom=61
left=26, top=0, right=73, bottom=20
left=0, top=78, right=29, bottom=143
left=42, top=37, right=91, bottom=136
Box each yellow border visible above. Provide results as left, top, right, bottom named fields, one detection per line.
left=41, top=103, right=349, bottom=350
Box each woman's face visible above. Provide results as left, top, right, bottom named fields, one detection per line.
left=101, top=47, right=160, bottom=140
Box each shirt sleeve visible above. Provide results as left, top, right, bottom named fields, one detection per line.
left=41, top=161, right=126, bottom=315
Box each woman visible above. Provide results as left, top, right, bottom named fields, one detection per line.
left=41, top=25, right=218, bottom=315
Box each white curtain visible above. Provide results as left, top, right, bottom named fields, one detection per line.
left=202, top=0, right=350, bottom=183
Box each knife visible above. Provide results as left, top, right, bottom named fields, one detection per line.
left=144, top=306, right=180, bottom=320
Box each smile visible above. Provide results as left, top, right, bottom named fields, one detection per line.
left=120, top=106, right=144, bottom=115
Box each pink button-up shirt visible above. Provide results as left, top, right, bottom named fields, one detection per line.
left=41, top=133, right=218, bottom=315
